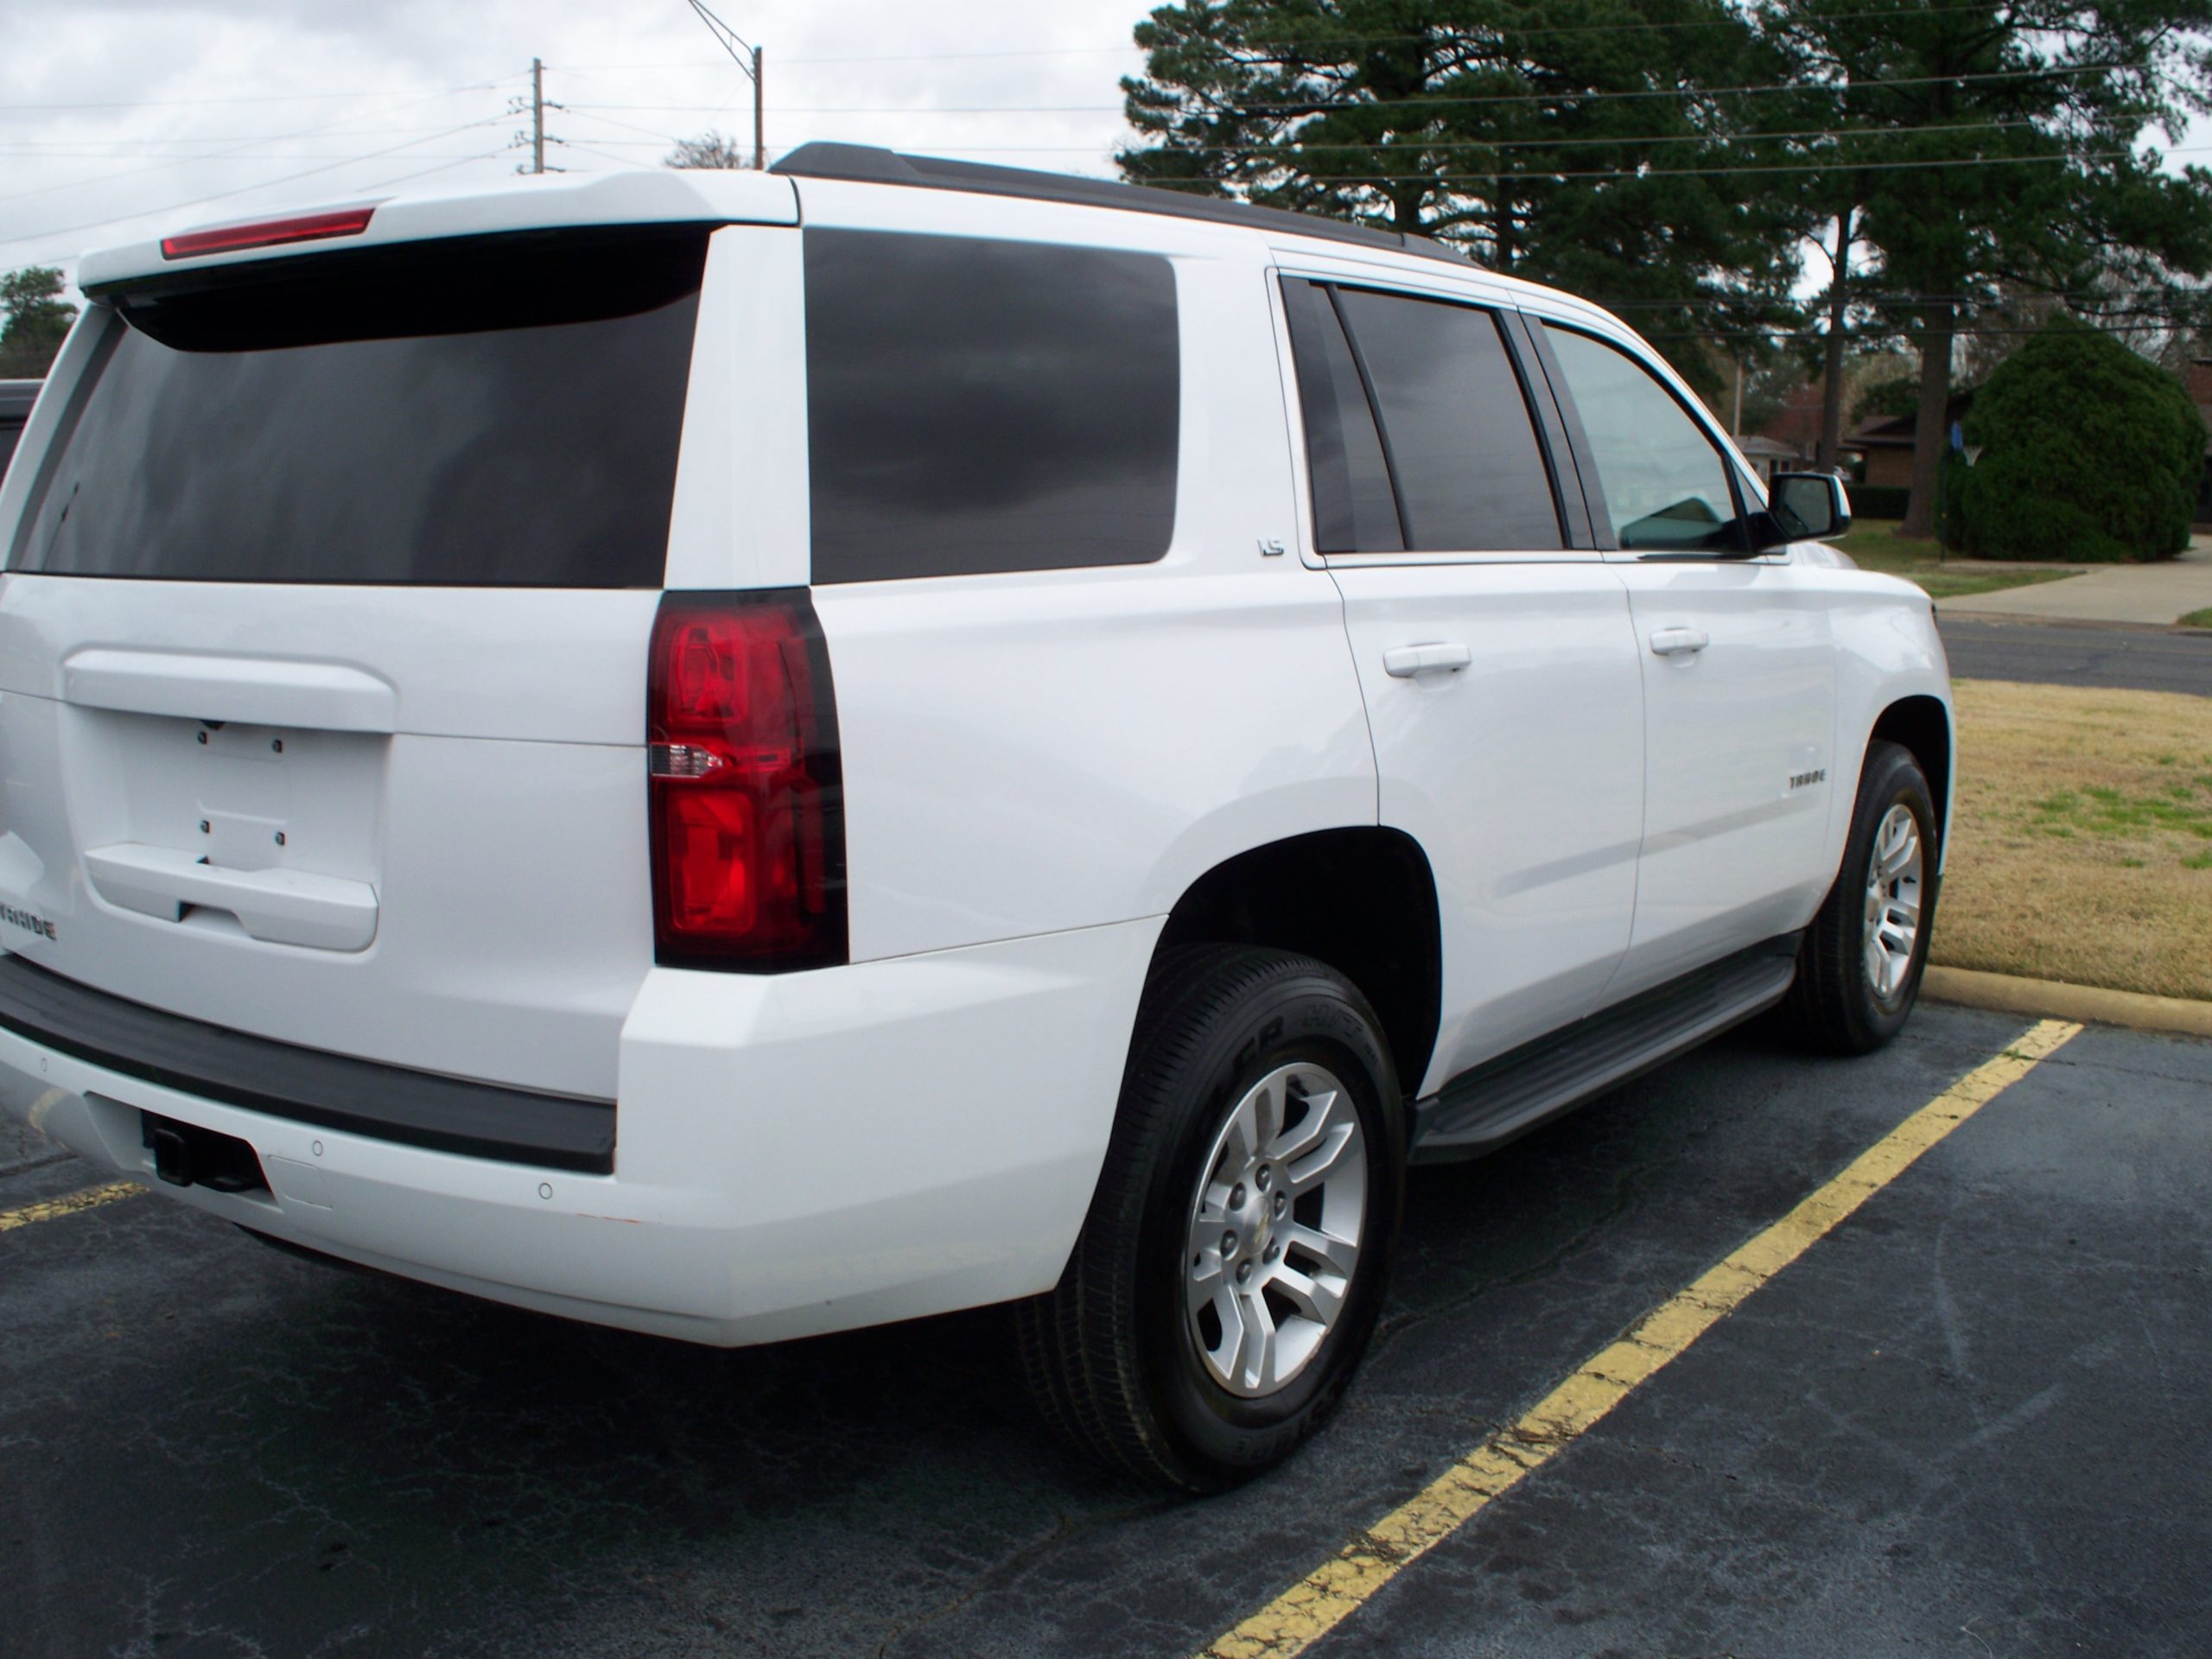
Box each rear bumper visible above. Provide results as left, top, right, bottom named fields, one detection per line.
left=0, top=952, right=614, bottom=1172
left=0, top=917, right=1159, bottom=1346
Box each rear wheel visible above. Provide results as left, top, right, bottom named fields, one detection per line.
left=1017, top=945, right=1404, bottom=1491
left=1783, top=741, right=1938, bottom=1053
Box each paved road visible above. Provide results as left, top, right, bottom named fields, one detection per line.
left=1937, top=615, right=2212, bottom=696
left=4, top=1005, right=2208, bottom=1658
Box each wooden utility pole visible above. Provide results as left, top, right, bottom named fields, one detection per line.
left=752, top=44, right=765, bottom=170
left=530, top=57, right=545, bottom=175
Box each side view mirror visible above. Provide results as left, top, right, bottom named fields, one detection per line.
left=1757, top=473, right=1853, bottom=548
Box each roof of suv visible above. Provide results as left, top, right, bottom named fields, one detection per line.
left=0, top=380, right=38, bottom=421
left=81, top=144, right=1484, bottom=294
left=769, top=143, right=1478, bottom=270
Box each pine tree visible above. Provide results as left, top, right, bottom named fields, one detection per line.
left=0, top=267, right=76, bottom=378
left=1763, top=1, right=2212, bottom=535
left=1117, top=0, right=1810, bottom=392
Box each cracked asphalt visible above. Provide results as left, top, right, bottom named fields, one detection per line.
left=4, top=1002, right=2208, bottom=1658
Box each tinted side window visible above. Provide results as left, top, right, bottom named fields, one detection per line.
left=804, top=230, right=1179, bottom=583
left=1281, top=280, right=1402, bottom=553
left=0, top=422, right=20, bottom=484
left=1541, top=325, right=1745, bottom=554
left=1332, top=288, right=1563, bottom=552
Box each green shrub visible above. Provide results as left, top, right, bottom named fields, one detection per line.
left=1961, top=315, right=2207, bottom=563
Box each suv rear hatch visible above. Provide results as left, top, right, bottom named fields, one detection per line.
left=0, top=220, right=717, bottom=1103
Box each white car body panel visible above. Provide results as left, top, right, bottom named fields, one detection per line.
left=0, top=164, right=1955, bottom=1346
left=1325, top=559, right=1645, bottom=1091
left=801, top=185, right=1374, bottom=962
left=1605, top=555, right=1840, bottom=996
left=3, top=918, right=1155, bottom=1344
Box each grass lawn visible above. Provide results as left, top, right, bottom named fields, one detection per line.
left=1933, top=677, right=2212, bottom=1001
left=2183, top=607, right=2212, bottom=629
left=1834, top=518, right=2080, bottom=602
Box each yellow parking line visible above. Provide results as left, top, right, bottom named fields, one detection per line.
left=0, top=1179, right=145, bottom=1234
left=1199, top=1017, right=2084, bottom=1659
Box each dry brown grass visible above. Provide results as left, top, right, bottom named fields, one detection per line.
left=1934, top=678, right=2212, bottom=1000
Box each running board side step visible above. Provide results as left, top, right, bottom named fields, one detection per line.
left=1409, top=934, right=1802, bottom=1163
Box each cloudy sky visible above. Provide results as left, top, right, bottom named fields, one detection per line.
left=4, top=3, right=2209, bottom=297
left=0, top=0, right=1154, bottom=287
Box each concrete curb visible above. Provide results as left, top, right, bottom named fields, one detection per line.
left=1923, top=964, right=2212, bottom=1040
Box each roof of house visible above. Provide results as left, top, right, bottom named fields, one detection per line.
left=1850, top=389, right=1976, bottom=448
left=1733, top=435, right=1802, bottom=460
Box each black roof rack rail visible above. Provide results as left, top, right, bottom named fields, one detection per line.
left=769, top=143, right=1475, bottom=269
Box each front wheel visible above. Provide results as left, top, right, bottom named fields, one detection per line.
left=1783, top=740, right=1938, bottom=1054
left=1017, top=945, right=1405, bottom=1491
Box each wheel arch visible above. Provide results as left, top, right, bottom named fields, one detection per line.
left=1152, top=827, right=1442, bottom=1099
left=1869, top=694, right=1953, bottom=855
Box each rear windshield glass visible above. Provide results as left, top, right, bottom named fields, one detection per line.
left=9, top=227, right=707, bottom=586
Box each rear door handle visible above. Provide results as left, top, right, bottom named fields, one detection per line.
left=1382, top=642, right=1473, bottom=678
left=1648, top=626, right=1710, bottom=657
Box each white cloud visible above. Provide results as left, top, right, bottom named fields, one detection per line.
left=0, top=1, right=1153, bottom=286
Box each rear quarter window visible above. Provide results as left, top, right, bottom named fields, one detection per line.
left=803, top=229, right=1180, bottom=583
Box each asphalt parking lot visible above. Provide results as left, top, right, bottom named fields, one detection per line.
left=5, top=1002, right=2208, bottom=1659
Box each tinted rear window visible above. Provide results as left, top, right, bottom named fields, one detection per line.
left=9, top=228, right=707, bottom=586
left=1281, top=280, right=1403, bottom=554
left=1330, top=288, right=1562, bottom=552
left=804, top=229, right=1179, bottom=583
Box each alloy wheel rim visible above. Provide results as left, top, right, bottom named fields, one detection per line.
left=1862, top=803, right=1924, bottom=1004
left=1183, top=1061, right=1367, bottom=1398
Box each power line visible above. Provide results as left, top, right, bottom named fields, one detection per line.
left=0, top=127, right=524, bottom=150
left=0, top=117, right=506, bottom=251
left=574, top=115, right=2051, bottom=156
left=683, top=0, right=766, bottom=169
left=557, top=139, right=652, bottom=170
left=1216, top=146, right=2199, bottom=183
left=535, top=4, right=2097, bottom=65
left=349, top=151, right=511, bottom=194
left=0, top=84, right=512, bottom=212
left=0, top=149, right=496, bottom=161
left=1147, top=4, right=2102, bottom=48
left=0, top=79, right=518, bottom=113
left=1143, top=61, right=2133, bottom=113
left=574, top=61, right=2122, bottom=116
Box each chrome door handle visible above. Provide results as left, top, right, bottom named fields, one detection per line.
left=1382, top=642, right=1473, bottom=678
left=1648, top=626, right=1710, bottom=657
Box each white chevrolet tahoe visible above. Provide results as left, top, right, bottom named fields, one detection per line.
left=0, top=146, right=1948, bottom=1491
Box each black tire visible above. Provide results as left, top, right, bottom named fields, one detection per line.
left=1783, top=741, right=1939, bottom=1054
left=1015, top=944, right=1406, bottom=1491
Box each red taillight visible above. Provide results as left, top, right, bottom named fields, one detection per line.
left=161, top=205, right=377, bottom=261
left=647, top=592, right=847, bottom=971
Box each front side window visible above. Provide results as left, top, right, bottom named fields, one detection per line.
left=804, top=229, right=1179, bottom=583
left=1541, top=325, right=1745, bottom=554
